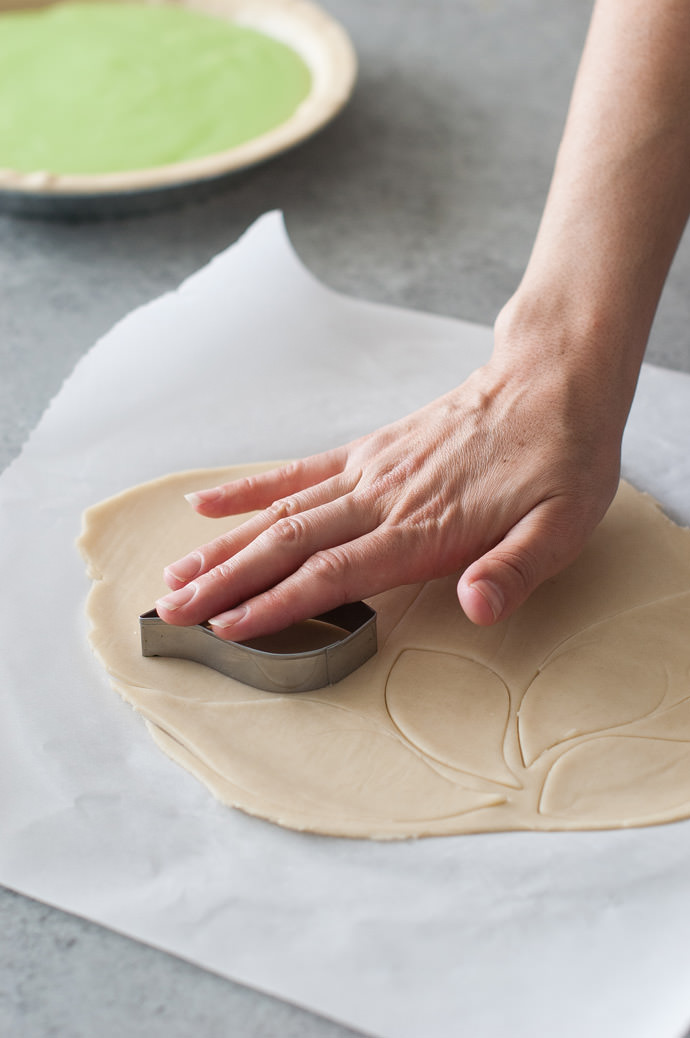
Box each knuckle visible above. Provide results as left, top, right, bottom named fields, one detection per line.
left=268, top=514, right=309, bottom=548
left=265, top=500, right=285, bottom=522
left=255, top=586, right=300, bottom=628
left=494, top=547, right=539, bottom=596
left=352, top=484, right=378, bottom=512
left=372, top=464, right=410, bottom=497
left=265, top=496, right=299, bottom=522
left=302, top=546, right=350, bottom=589
left=212, top=560, right=236, bottom=583
left=354, top=459, right=422, bottom=521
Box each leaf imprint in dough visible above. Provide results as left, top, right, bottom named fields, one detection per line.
left=385, top=650, right=516, bottom=787
left=518, top=598, right=690, bottom=767
left=540, top=736, right=690, bottom=825
left=141, top=697, right=502, bottom=824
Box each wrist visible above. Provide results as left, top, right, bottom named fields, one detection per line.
left=493, top=279, right=646, bottom=429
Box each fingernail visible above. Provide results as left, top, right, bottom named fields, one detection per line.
left=157, top=583, right=198, bottom=612
left=209, top=606, right=247, bottom=632
left=471, top=579, right=504, bottom=622
left=165, top=551, right=203, bottom=585
left=185, top=488, right=221, bottom=507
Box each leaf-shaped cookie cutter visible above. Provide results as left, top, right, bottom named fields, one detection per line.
left=139, top=602, right=377, bottom=693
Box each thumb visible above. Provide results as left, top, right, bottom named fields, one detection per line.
left=457, top=501, right=588, bottom=626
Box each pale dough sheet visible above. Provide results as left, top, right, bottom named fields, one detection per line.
left=4, top=214, right=690, bottom=1038
left=79, top=466, right=690, bottom=839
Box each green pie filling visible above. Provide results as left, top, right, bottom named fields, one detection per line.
left=0, top=2, right=312, bottom=175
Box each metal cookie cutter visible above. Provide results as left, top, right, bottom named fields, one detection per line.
left=139, top=602, right=377, bottom=693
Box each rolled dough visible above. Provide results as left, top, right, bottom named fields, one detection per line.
left=78, top=466, right=690, bottom=839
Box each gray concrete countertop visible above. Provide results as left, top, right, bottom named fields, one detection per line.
left=2, top=1, right=689, bottom=1035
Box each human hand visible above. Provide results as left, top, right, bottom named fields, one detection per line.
left=154, top=0, right=689, bottom=644
left=155, top=332, right=625, bottom=641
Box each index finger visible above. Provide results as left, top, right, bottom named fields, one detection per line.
left=206, top=524, right=415, bottom=641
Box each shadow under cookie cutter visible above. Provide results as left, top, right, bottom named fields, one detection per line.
left=139, top=601, right=377, bottom=693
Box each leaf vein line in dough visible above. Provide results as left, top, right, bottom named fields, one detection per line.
left=537, top=736, right=690, bottom=819
left=623, top=693, right=690, bottom=734
left=516, top=689, right=671, bottom=768
left=592, top=731, right=690, bottom=747
left=116, top=675, right=267, bottom=708
left=533, top=728, right=690, bottom=806
left=147, top=717, right=384, bottom=816
left=149, top=718, right=506, bottom=825
left=533, top=589, right=690, bottom=674
left=375, top=582, right=427, bottom=644
left=521, top=674, right=687, bottom=770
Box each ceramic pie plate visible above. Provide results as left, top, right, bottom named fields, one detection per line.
left=0, top=0, right=356, bottom=216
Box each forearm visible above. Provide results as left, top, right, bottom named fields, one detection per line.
left=497, top=0, right=690, bottom=426
left=159, top=0, right=690, bottom=638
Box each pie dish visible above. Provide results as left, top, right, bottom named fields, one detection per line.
left=0, top=0, right=356, bottom=213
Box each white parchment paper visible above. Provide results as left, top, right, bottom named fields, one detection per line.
left=1, top=213, right=690, bottom=1038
